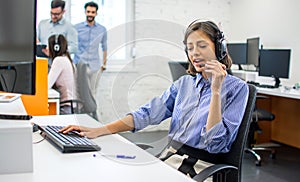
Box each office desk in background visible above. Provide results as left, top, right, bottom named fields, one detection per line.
left=48, top=89, right=60, bottom=115
left=232, top=69, right=300, bottom=148
left=0, top=114, right=194, bottom=182
left=256, top=87, right=300, bottom=149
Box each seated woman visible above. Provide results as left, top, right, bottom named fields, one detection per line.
left=48, top=34, right=77, bottom=114
left=60, top=20, right=249, bottom=177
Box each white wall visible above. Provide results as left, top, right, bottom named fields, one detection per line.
left=133, top=0, right=299, bottom=85
left=134, top=0, right=231, bottom=61
left=229, top=0, right=300, bottom=85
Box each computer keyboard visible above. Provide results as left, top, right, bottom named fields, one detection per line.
left=40, top=125, right=101, bottom=153
left=246, top=81, right=260, bottom=86
left=257, top=84, right=276, bottom=89
left=247, top=81, right=276, bottom=89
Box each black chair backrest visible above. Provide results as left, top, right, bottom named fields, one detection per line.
left=174, top=84, right=257, bottom=181
left=168, top=61, right=189, bottom=81
left=76, top=62, right=97, bottom=114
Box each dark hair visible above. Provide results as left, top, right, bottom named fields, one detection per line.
left=51, top=0, right=65, bottom=10
left=183, top=20, right=232, bottom=76
left=84, top=1, right=98, bottom=11
left=48, top=34, right=74, bottom=72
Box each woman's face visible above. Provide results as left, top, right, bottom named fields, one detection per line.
left=186, top=30, right=217, bottom=73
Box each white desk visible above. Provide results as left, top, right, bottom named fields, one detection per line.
left=257, top=87, right=300, bottom=100
left=0, top=114, right=194, bottom=182
left=0, top=98, right=27, bottom=115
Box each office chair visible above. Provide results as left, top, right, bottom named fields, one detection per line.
left=138, top=84, right=256, bottom=182
left=60, top=62, right=98, bottom=120
left=245, top=95, right=276, bottom=166
left=168, top=61, right=189, bottom=81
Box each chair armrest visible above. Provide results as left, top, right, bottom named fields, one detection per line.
left=192, top=164, right=237, bottom=182
left=60, top=99, right=84, bottom=114
left=60, top=99, right=83, bottom=105
left=135, top=143, right=154, bottom=150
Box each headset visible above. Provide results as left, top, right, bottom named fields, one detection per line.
left=53, top=34, right=60, bottom=52
left=185, top=20, right=227, bottom=61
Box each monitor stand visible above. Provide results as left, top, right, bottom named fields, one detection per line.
left=238, top=64, right=243, bottom=70
left=274, top=76, right=280, bottom=88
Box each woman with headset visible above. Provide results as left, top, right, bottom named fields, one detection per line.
left=60, top=20, right=249, bottom=176
left=48, top=34, right=77, bottom=114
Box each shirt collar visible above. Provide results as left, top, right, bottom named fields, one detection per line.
left=84, top=21, right=98, bottom=27
left=195, top=73, right=210, bottom=88
left=50, top=17, right=65, bottom=25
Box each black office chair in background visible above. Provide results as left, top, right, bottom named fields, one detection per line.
left=168, top=61, right=189, bottom=81
left=60, top=62, right=98, bottom=120
left=245, top=95, right=276, bottom=166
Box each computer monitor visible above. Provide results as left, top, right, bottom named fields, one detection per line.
left=246, top=37, right=260, bottom=68
left=227, top=43, right=247, bottom=70
left=0, top=0, right=36, bottom=95
left=259, top=49, right=291, bottom=88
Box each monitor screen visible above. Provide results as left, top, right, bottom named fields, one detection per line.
left=227, top=43, right=247, bottom=65
left=0, top=0, right=36, bottom=95
left=246, top=37, right=260, bottom=67
left=259, top=49, right=291, bottom=79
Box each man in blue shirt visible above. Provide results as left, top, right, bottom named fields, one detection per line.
left=73, top=2, right=107, bottom=72
left=37, top=0, right=78, bottom=57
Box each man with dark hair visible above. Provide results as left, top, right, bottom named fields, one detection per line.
left=74, top=1, right=107, bottom=93
left=37, top=0, right=78, bottom=57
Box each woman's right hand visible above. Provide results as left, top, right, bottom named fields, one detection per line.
left=59, top=125, right=102, bottom=139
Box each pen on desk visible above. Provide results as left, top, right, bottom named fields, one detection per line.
left=93, top=154, right=136, bottom=159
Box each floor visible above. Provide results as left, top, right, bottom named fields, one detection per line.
left=94, top=60, right=300, bottom=182
left=120, top=131, right=300, bottom=182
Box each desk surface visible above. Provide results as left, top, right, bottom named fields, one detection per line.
left=257, top=87, right=300, bottom=100
left=0, top=114, right=193, bottom=182
left=231, top=69, right=300, bottom=99
left=48, top=89, right=60, bottom=99
left=0, top=98, right=27, bottom=115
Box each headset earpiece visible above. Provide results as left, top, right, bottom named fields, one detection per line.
left=215, top=31, right=227, bottom=61
left=54, top=34, right=60, bottom=52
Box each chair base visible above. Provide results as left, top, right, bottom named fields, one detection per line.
left=253, top=147, right=276, bottom=159
left=245, top=148, right=262, bottom=166
left=245, top=147, right=276, bottom=166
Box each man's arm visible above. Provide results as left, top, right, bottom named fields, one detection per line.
left=101, top=51, right=107, bottom=71
left=67, top=26, right=78, bottom=55
left=101, top=29, right=108, bottom=71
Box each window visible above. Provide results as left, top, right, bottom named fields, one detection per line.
left=37, top=0, right=132, bottom=60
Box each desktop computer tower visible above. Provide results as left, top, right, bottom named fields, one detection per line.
left=0, top=120, right=33, bottom=174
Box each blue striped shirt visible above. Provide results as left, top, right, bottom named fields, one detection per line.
left=74, top=21, right=107, bottom=72
left=131, top=73, right=249, bottom=153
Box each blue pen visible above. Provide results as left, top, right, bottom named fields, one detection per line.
left=116, top=155, right=136, bottom=159
left=93, top=154, right=136, bottom=159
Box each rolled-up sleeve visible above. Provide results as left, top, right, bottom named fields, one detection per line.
left=131, top=84, right=177, bottom=132
left=101, top=29, right=107, bottom=51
